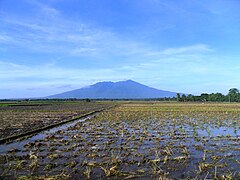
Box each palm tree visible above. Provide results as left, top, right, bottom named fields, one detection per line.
left=228, top=88, right=240, bottom=102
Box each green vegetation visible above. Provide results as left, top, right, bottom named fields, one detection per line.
left=176, top=88, right=240, bottom=102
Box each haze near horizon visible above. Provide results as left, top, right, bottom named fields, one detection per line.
left=0, top=0, right=240, bottom=98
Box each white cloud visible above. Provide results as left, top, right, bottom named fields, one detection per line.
left=0, top=60, right=131, bottom=88
left=0, top=46, right=238, bottom=98
left=71, top=48, right=97, bottom=56
left=0, top=34, right=13, bottom=43
left=161, top=44, right=213, bottom=55
left=0, top=0, right=214, bottom=64
left=0, top=2, right=163, bottom=59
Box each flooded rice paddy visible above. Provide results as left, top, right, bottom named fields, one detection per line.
left=0, top=102, right=239, bottom=179
left=0, top=101, right=111, bottom=139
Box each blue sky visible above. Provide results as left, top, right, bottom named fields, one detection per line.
left=0, top=0, right=240, bottom=98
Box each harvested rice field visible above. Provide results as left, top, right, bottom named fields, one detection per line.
left=0, top=101, right=114, bottom=140
left=0, top=102, right=239, bottom=179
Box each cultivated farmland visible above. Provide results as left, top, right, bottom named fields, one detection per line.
left=0, top=101, right=114, bottom=140
left=0, top=102, right=239, bottom=179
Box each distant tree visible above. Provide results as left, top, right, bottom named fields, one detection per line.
left=228, top=88, right=240, bottom=102
left=200, top=93, right=209, bottom=102
left=215, top=93, right=225, bottom=102
left=85, top=98, right=91, bottom=102
left=181, top=94, right=187, bottom=102
left=192, top=96, right=201, bottom=102
left=186, top=94, right=194, bottom=101
left=209, top=93, right=216, bottom=101
left=176, top=93, right=181, bottom=102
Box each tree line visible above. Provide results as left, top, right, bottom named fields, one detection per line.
left=175, top=88, right=240, bottom=102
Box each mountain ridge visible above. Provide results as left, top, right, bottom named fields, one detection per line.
left=48, top=80, right=179, bottom=99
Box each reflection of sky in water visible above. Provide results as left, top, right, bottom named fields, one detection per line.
left=0, top=116, right=92, bottom=154
left=197, top=126, right=239, bottom=137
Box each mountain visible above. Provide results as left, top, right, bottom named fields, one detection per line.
left=48, top=80, right=179, bottom=99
